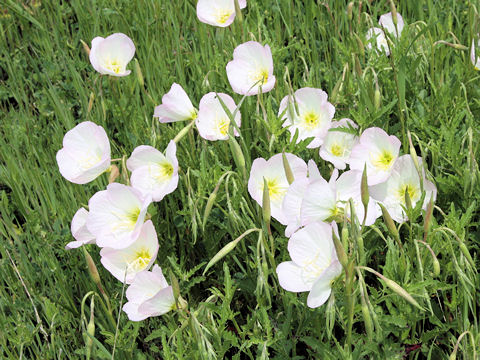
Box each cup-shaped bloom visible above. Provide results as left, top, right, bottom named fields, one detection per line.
left=226, top=41, right=276, bottom=96
left=279, top=88, right=335, bottom=148
left=370, top=155, right=437, bottom=223
left=100, top=220, right=159, bottom=283
left=87, top=183, right=151, bottom=249
left=123, top=265, right=176, bottom=321
left=89, top=33, right=135, bottom=77
left=154, top=83, right=197, bottom=123
left=276, top=222, right=342, bottom=308
left=56, top=121, right=111, bottom=184
left=379, top=12, right=404, bottom=37
left=65, top=208, right=96, bottom=250
left=319, top=118, right=359, bottom=169
left=197, top=0, right=247, bottom=27
left=282, top=160, right=322, bottom=237
left=348, top=127, right=401, bottom=185
left=301, top=170, right=380, bottom=227
left=248, top=153, right=307, bottom=225
left=126, top=141, right=178, bottom=202
left=195, top=92, right=241, bottom=141
left=471, top=39, right=480, bottom=70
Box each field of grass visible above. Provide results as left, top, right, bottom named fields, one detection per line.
left=1, top=0, right=479, bottom=359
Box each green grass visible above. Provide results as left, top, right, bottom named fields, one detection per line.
left=0, top=0, right=479, bottom=358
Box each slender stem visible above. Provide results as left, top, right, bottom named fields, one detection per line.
left=112, top=270, right=128, bottom=360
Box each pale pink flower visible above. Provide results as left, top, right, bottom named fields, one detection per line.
left=197, top=0, right=247, bottom=27
left=348, top=127, right=401, bottom=185
left=279, top=88, right=335, bottom=148
left=248, top=153, right=307, bottom=225
left=100, top=220, right=159, bottom=283
left=319, top=118, right=359, bottom=170
left=56, top=121, right=111, bottom=184
left=301, top=170, right=380, bottom=227
left=282, top=160, right=322, bottom=237
left=65, top=208, right=96, bottom=250
left=127, top=141, right=179, bottom=202
left=366, top=12, right=404, bottom=55
left=123, top=265, right=176, bottom=321
left=89, top=33, right=135, bottom=77
left=370, top=155, right=437, bottom=223
left=379, top=12, right=404, bottom=37
left=276, top=222, right=342, bottom=308
left=87, top=184, right=151, bottom=249
left=195, top=92, right=241, bottom=141
left=226, top=41, right=276, bottom=96
left=154, top=83, right=197, bottom=123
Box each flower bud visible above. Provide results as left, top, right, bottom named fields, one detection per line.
left=228, top=134, right=246, bottom=180
left=374, top=82, right=381, bottom=110
left=354, top=54, right=362, bottom=77
left=86, top=296, right=95, bottom=360
left=169, top=270, right=180, bottom=305
left=173, top=120, right=195, bottom=143
left=80, top=39, right=90, bottom=57
left=389, top=0, right=398, bottom=26
left=87, top=92, right=95, bottom=115
left=234, top=0, right=243, bottom=23
left=108, top=165, right=120, bottom=184
left=379, top=204, right=401, bottom=244
left=332, top=229, right=348, bottom=269
left=134, top=59, right=144, bottom=88
left=347, top=2, right=354, bottom=21
left=361, top=164, right=369, bottom=211
left=262, top=178, right=271, bottom=234
left=282, top=152, right=295, bottom=185
left=423, top=196, right=434, bottom=241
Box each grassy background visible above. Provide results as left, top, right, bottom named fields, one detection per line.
left=0, top=0, right=479, bottom=358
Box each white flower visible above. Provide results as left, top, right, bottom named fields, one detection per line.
left=154, top=83, right=197, bottom=123
left=123, top=265, right=176, bottom=321
left=348, top=127, right=401, bottom=185
left=127, top=141, right=179, bottom=202
left=379, top=12, right=404, bottom=37
left=197, top=0, right=247, bottom=27
left=301, top=170, right=380, bottom=227
left=226, top=41, right=276, bottom=96
left=248, top=153, right=307, bottom=225
left=65, top=208, right=96, bottom=250
left=370, top=155, right=437, bottom=223
left=87, top=184, right=151, bottom=249
left=100, top=220, right=159, bottom=283
left=276, top=222, right=342, bottom=308
left=89, top=33, right=135, bottom=77
left=56, top=121, right=111, bottom=184
left=282, top=160, right=323, bottom=237
left=279, top=88, right=335, bottom=148
left=319, top=118, right=359, bottom=170
left=195, top=92, right=241, bottom=141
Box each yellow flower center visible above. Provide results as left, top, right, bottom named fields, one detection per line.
left=372, top=150, right=394, bottom=171
left=79, top=151, right=101, bottom=170
left=330, top=143, right=344, bottom=157
left=112, top=206, right=141, bottom=233
left=153, top=162, right=174, bottom=182
left=104, top=59, right=122, bottom=74
left=217, top=117, right=230, bottom=136
left=129, top=248, right=152, bottom=272
left=263, top=178, right=285, bottom=202
left=251, top=69, right=269, bottom=85
left=397, top=184, right=419, bottom=204
left=303, top=111, right=320, bottom=129
left=215, top=9, right=233, bottom=24
left=300, top=250, right=328, bottom=284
